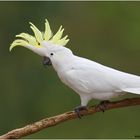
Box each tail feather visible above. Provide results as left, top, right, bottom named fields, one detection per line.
left=122, top=88, right=140, bottom=94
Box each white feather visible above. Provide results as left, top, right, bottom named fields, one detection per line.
left=122, top=88, right=140, bottom=94
left=47, top=47, right=140, bottom=106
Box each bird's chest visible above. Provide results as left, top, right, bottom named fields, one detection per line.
left=57, top=68, right=91, bottom=95
left=57, top=66, right=121, bottom=96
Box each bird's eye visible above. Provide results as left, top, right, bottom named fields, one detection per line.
left=50, top=53, right=54, bottom=56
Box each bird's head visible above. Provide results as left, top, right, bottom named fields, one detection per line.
left=10, top=19, right=71, bottom=68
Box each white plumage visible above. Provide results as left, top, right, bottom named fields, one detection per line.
left=44, top=45, right=140, bottom=106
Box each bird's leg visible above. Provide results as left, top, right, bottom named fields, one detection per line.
left=74, top=95, right=90, bottom=118
left=74, top=106, right=88, bottom=119
left=96, top=100, right=110, bottom=112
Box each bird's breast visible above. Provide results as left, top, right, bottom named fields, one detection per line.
left=57, top=66, right=122, bottom=95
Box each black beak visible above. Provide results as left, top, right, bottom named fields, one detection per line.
left=43, top=56, right=52, bottom=67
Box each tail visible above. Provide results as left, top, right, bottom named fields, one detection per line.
left=122, top=88, right=140, bottom=94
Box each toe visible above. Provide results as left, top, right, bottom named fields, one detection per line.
left=74, top=106, right=87, bottom=118
left=96, top=100, right=110, bottom=112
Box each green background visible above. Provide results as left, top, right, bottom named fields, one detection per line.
left=0, top=1, right=140, bottom=138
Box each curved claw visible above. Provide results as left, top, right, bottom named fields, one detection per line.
left=96, top=100, right=110, bottom=112
left=74, top=106, right=87, bottom=119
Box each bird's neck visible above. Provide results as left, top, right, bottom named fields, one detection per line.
left=52, top=53, right=75, bottom=73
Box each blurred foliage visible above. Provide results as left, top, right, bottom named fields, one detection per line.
left=0, top=1, right=140, bottom=139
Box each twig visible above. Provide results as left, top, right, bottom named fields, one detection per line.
left=0, top=97, right=140, bottom=139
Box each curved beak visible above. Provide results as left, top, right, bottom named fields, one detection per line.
left=43, top=56, right=52, bottom=67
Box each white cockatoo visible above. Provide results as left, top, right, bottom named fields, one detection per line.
left=10, top=19, right=140, bottom=117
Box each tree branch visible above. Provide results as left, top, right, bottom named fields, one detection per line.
left=0, top=97, right=140, bottom=139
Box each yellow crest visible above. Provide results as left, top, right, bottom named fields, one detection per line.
left=10, top=19, right=69, bottom=51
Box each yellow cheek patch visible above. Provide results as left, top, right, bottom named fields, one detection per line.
left=10, top=19, right=69, bottom=51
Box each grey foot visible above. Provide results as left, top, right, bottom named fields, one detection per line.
left=96, top=100, right=110, bottom=112
left=74, top=106, right=87, bottom=119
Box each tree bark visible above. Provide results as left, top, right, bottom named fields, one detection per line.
left=0, top=97, right=140, bottom=139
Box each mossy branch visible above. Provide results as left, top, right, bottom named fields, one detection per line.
left=0, top=97, right=140, bottom=139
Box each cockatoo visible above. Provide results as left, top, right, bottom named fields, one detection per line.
left=10, top=19, right=140, bottom=117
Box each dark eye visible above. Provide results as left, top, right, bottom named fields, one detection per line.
left=50, top=53, right=54, bottom=56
